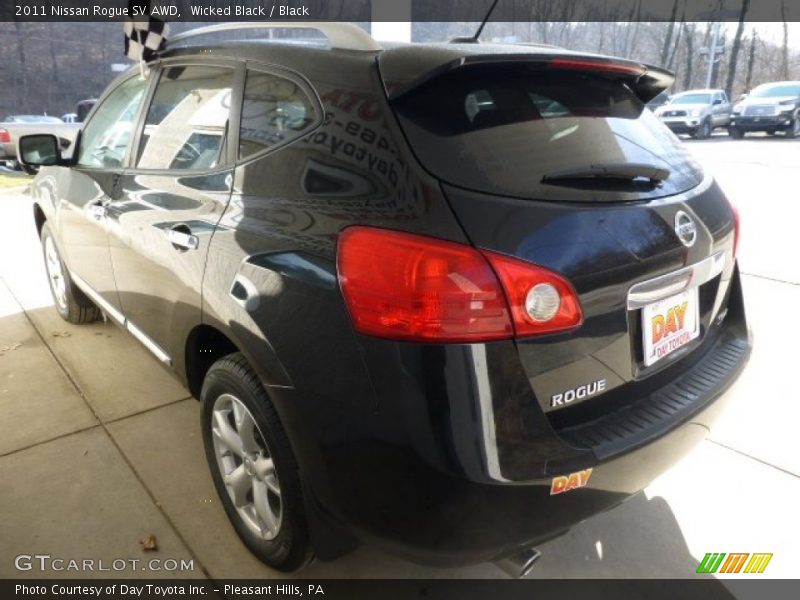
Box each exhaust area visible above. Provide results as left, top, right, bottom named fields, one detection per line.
left=494, top=547, right=542, bottom=579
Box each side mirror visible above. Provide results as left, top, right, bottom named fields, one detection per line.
left=18, top=134, right=62, bottom=167
left=713, top=99, right=722, bottom=105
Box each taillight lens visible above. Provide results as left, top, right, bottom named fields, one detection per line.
left=731, top=204, right=740, bottom=258
left=337, top=227, right=583, bottom=343
left=0, top=128, right=10, bottom=144
left=483, top=250, right=583, bottom=337
left=337, top=227, right=512, bottom=342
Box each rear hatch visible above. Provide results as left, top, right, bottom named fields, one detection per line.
left=381, top=46, right=738, bottom=426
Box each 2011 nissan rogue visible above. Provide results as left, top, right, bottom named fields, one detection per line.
left=19, top=23, right=750, bottom=574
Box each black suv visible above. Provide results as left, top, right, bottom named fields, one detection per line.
left=729, top=80, right=800, bottom=138
left=20, top=24, right=749, bottom=574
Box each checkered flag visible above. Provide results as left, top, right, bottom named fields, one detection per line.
left=123, top=1, right=168, bottom=62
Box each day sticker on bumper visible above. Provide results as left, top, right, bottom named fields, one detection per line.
left=550, top=468, right=593, bottom=495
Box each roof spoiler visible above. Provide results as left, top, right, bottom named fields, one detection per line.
left=167, top=22, right=381, bottom=53
left=384, top=53, right=674, bottom=104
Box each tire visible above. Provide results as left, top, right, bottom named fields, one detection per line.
left=201, top=353, right=313, bottom=572
left=785, top=118, right=799, bottom=139
left=695, top=118, right=712, bottom=140
left=766, top=129, right=776, bottom=136
left=40, top=222, right=101, bottom=324
left=728, top=126, right=744, bottom=139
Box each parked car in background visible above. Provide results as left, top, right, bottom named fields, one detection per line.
left=729, top=81, right=800, bottom=138
left=0, top=115, right=80, bottom=167
left=654, top=89, right=732, bottom=139
left=2, top=115, right=63, bottom=124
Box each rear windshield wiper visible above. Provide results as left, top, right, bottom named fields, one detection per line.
left=541, top=163, right=671, bottom=185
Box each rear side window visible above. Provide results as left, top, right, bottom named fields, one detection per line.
left=393, top=64, right=703, bottom=202
left=136, top=65, right=234, bottom=171
left=239, top=70, right=318, bottom=159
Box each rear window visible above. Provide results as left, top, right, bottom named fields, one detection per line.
left=393, top=64, right=703, bottom=202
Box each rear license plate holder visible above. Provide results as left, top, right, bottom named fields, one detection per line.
left=641, top=287, right=700, bottom=367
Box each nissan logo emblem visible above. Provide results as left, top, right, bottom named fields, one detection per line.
left=674, top=210, right=697, bottom=247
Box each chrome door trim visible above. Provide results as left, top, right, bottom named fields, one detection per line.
left=126, top=320, right=172, bottom=365
left=627, top=251, right=726, bottom=310
left=69, top=270, right=172, bottom=366
left=70, top=271, right=125, bottom=324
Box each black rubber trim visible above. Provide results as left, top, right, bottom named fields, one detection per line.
left=556, top=328, right=750, bottom=460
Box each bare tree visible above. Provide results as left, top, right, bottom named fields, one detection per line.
left=596, top=21, right=606, bottom=54
left=14, top=22, right=28, bottom=109
left=683, top=23, right=696, bottom=90
left=659, top=0, right=680, bottom=66
left=667, top=18, right=686, bottom=70
left=744, top=29, right=758, bottom=92
left=780, top=1, right=790, bottom=79
left=47, top=23, right=61, bottom=113
left=624, top=0, right=643, bottom=59
left=725, top=0, right=751, bottom=98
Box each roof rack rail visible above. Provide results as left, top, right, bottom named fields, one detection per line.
left=167, top=22, right=382, bottom=52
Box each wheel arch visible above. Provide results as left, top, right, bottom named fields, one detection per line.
left=33, top=202, right=46, bottom=237
left=184, top=319, right=294, bottom=400
left=184, top=323, right=240, bottom=400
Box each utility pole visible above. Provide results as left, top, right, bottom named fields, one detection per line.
left=696, top=8, right=740, bottom=89
left=702, top=22, right=724, bottom=89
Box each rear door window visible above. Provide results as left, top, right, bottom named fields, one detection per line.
left=136, top=65, right=234, bottom=171
left=393, top=64, right=703, bottom=202
left=239, top=69, right=319, bottom=159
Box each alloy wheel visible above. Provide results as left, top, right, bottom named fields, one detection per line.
left=211, top=393, right=283, bottom=540
left=44, top=236, right=68, bottom=311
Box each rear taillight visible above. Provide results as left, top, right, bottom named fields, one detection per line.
left=483, top=250, right=584, bottom=337
left=0, top=128, right=10, bottom=144
left=337, top=227, right=583, bottom=343
left=731, top=204, right=740, bottom=258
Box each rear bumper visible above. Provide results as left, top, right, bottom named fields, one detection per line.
left=298, top=267, right=750, bottom=566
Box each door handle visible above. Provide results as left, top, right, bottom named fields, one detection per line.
left=166, top=227, right=199, bottom=251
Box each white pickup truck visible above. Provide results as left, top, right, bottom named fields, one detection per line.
left=1, top=116, right=80, bottom=167
left=654, top=89, right=733, bottom=139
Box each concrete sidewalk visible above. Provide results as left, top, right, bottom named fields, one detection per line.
left=1, top=138, right=799, bottom=582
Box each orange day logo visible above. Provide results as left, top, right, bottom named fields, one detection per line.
left=651, top=301, right=689, bottom=343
